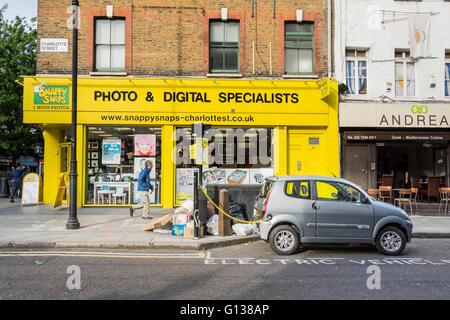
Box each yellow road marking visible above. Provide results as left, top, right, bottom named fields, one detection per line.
left=0, top=251, right=206, bottom=259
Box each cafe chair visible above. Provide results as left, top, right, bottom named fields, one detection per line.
left=421, top=177, right=441, bottom=202
left=112, top=187, right=127, bottom=205
left=378, top=186, right=393, bottom=203
left=381, top=174, right=394, bottom=187
left=367, top=189, right=379, bottom=200
left=394, top=189, right=413, bottom=215
left=411, top=187, right=419, bottom=215
left=438, top=188, right=450, bottom=216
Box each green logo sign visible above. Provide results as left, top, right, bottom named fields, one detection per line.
left=34, top=83, right=69, bottom=106
left=411, top=104, right=428, bottom=114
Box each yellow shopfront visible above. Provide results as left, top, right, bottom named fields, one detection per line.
left=22, top=77, right=340, bottom=208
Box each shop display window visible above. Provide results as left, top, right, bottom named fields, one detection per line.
left=85, top=127, right=161, bottom=205
left=175, top=127, right=273, bottom=204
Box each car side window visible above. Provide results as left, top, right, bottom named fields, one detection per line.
left=285, top=180, right=310, bottom=199
left=316, top=181, right=364, bottom=203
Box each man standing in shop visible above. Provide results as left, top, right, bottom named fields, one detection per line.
left=129, top=160, right=154, bottom=219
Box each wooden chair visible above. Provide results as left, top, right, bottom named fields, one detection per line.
left=379, top=186, right=393, bottom=203
left=410, top=176, right=420, bottom=188
left=411, top=187, right=419, bottom=215
left=367, top=189, right=379, bottom=200
left=438, top=188, right=450, bottom=216
left=421, top=177, right=441, bottom=202
left=394, top=189, right=413, bottom=215
left=381, top=174, right=394, bottom=187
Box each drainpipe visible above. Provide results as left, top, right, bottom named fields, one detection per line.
left=328, top=0, right=332, bottom=78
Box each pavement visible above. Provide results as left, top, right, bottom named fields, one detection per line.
left=0, top=198, right=448, bottom=250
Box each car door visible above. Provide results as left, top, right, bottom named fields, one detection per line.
left=283, top=180, right=316, bottom=238
left=313, top=180, right=374, bottom=239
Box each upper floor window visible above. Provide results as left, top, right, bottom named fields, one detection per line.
left=445, top=51, right=450, bottom=97
left=345, top=49, right=367, bottom=95
left=209, top=21, right=239, bottom=73
left=395, top=50, right=415, bottom=97
left=95, top=19, right=125, bottom=72
left=285, top=22, right=314, bottom=74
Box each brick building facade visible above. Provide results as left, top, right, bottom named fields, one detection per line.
left=37, top=0, right=330, bottom=78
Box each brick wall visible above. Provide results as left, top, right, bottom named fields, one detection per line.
left=37, top=0, right=329, bottom=77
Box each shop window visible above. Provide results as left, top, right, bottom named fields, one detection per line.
left=85, top=127, right=161, bottom=205
left=445, top=50, right=450, bottom=97
left=209, top=21, right=239, bottom=73
left=95, top=18, right=125, bottom=72
left=285, top=21, right=314, bottom=74
left=395, top=50, right=415, bottom=97
left=174, top=127, right=273, bottom=205
left=345, top=49, right=367, bottom=95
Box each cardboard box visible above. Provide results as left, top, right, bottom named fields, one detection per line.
left=172, top=224, right=185, bottom=236
left=142, top=212, right=174, bottom=231
left=173, top=213, right=190, bottom=225
left=184, top=223, right=204, bottom=239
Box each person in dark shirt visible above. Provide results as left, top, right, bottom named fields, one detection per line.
left=393, top=155, right=410, bottom=189
left=129, top=160, right=154, bottom=219
left=10, top=164, right=27, bottom=202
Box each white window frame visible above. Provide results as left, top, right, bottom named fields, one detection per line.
left=394, top=51, right=415, bottom=97
left=345, top=50, right=368, bottom=95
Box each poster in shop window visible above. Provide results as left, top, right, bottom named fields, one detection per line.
left=225, top=169, right=250, bottom=185
left=134, top=134, right=156, bottom=156
left=133, top=157, right=156, bottom=179
left=249, top=168, right=274, bottom=184
left=102, top=139, right=121, bottom=164
left=175, top=168, right=198, bottom=205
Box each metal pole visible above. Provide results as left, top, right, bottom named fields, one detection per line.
left=193, top=169, right=199, bottom=239
left=67, top=0, right=80, bottom=229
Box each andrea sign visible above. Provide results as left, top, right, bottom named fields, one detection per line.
left=339, top=103, right=450, bottom=128
left=378, top=104, right=449, bottom=127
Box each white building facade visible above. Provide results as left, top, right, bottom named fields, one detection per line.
left=334, top=0, right=450, bottom=191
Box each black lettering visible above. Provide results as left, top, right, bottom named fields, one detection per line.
left=219, top=92, right=226, bottom=103
left=417, top=115, right=425, bottom=126
left=94, top=91, right=101, bottom=101
left=291, top=93, right=299, bottom=103
left=243, top=93, right=252, bottom=103
left=164, top=92, right=173, bottom=102
left=405, top=115, right=413, bottom=126
left=128, top=91, right=137, bottom=101
left=235, top=93, right=243, bottom=103
left=111, top=91, right=121, bottom=101
left=440, top=115, right=449, bottom=126
left=379, top=115, right=388, bottom=126
left=228, top=92, right=235, bottom=102
left=429, top=115, right=436, bottom=126
left=392, top=115, right=401, bottom=126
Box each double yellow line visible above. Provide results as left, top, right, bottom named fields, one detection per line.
left=0, top=251, right=206, bottom=259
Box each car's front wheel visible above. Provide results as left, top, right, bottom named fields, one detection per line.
left=375, top=226, right=406, bottom=256
left=269, top=225, right=300, bottom=255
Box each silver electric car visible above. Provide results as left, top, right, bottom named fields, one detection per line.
left=253, top=176, right=413, bottom=256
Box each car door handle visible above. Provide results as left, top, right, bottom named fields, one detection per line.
left=312, top=202, right=320, bottom=210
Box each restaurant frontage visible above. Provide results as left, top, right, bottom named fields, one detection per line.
left=22, top=77, right=339, bottom=208
left=340, top=103, right=450, bottom=192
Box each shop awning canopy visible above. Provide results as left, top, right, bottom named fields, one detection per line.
left=17, top=156, right=38, bottom=167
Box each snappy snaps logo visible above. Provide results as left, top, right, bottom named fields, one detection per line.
left=33, top=83, right=70, bottom=110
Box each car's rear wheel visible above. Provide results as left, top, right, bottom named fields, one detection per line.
left=269, top=225, right=300, bottom=255
left=375, top=226, right=406, bottom=256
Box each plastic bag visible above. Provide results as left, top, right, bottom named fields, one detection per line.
left=206, top=214, right=219, bottom=236
left=175, top=198, right=194, bottom=215
left=232, top=223, right=257, bottom=236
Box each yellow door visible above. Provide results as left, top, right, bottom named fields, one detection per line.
left=59, top=143, right=71, bottom=204
left=288, top=130, right=328, bottom=176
